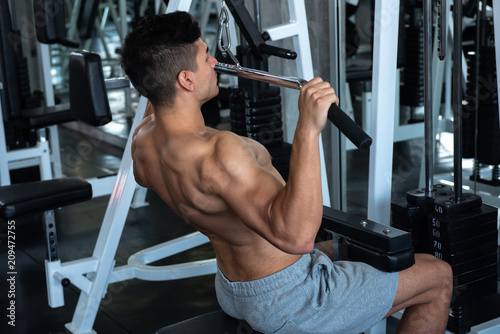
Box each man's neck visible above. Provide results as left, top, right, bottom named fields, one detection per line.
left=155, top=100, right=207, bottom=135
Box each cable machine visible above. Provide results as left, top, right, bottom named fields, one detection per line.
left=391, top=1, right=499, bottom=332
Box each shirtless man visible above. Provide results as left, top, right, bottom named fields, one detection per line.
left=121, top=11, right=453, bottom=334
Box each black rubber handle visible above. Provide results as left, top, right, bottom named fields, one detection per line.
left=328, top=104, right=372, bottom=150
left=258, top=44, right=297, bottom=60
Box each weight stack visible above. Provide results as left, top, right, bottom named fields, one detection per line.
left=462, top=44, right=500, bottom=185
left=4, top=121, right=37, bottom=150
left=391, top=197, right=429, bottom=253
left=391, top=184, right=453, bottom=253
left=429, top=193, right=498, bottom=333
left=228, top=86, right=289, bottom=179
left=462, top=52, right=477, bottom=159
left=228, top=85, right=284, bottom=146
left=393, top=188, right=498, bottom=333
left=244, top=86, right=283, bottom=147
left=228, top=87, right=246, bottom=136
left=401, top=24, right=425, bottom=110
left=476, top=46, right=500, bottom=166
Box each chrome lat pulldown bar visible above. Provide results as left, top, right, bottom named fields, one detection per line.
left=215, top=62, right=308, bottom=89
left=215, top=62, right=373, bottom=150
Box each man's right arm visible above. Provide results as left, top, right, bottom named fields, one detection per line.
left=209, top=78, right=338, bottom=254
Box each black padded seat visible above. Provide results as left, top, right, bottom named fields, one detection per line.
left=0, top=177, right=92, bottom=219
left=156, top=310, right=263, bottom=334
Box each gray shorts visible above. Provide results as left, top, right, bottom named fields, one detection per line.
left=215, top=249, right=399, bottom=334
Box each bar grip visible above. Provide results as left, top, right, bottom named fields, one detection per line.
left=328, top=103, right=372, bottom=150
left=214, top=62, right=372, bottom=149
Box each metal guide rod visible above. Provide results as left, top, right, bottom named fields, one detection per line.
left=215, top=63, right=373, bottom=150
left=453, top=0, right=463, bottom=202
left=472, top=0, right=482, bottom=193
left=424, top=0, right=434, bottom=197
left=437, top=0, right=447, bottom=60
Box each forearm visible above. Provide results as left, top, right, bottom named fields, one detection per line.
left=270, top=126, right=323, bottom=253
left=223, top=78, right=337, bottom=254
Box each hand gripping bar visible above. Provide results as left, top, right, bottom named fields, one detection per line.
left=215, top=63, right=372, bottom=150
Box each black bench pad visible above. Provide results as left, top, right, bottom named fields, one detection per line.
left=156, top=310, right=263, bottom=334
left=321, top=206, right=415, bottom=272
left=0, top=177, right=92, bottom=219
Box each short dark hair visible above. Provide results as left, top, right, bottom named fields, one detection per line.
left=120, top=11, right=201, bottom=108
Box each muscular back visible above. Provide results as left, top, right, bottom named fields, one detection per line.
left=132, top=111, right=300, bottom=281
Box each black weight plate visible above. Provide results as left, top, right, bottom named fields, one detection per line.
left=245, top=95, right=281, bottom=108
left=453, top=263, right=497, bottom=286
left=451, top=253, right=498, bottom=276
left=246, top=112, right=282, bottom=124
left=445, top=241, right=498, bottom=265
left=245, top=105, right=282, bottom=116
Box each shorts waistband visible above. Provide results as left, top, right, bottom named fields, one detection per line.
left=216, top=252, right=311, bottom=298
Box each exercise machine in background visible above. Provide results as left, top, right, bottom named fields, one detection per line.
left=391, top=1, right=499, bottom=333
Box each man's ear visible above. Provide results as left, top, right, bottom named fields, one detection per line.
left=178, top=70, right=195, bottom=91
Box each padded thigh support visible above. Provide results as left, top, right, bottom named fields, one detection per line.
left=0, top=177, right=92, bottom=219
